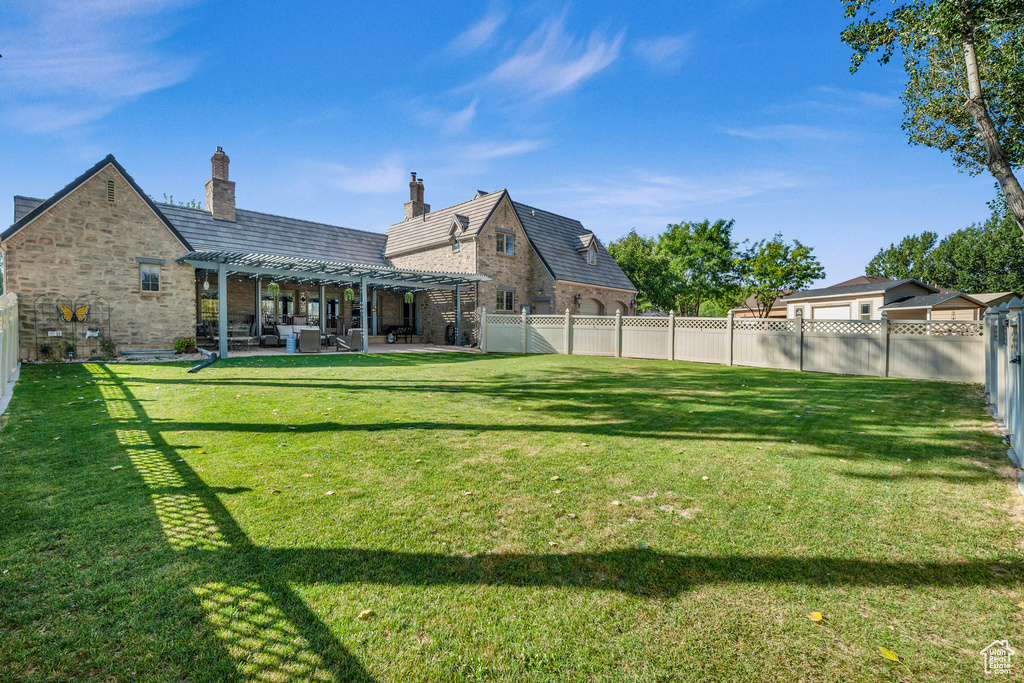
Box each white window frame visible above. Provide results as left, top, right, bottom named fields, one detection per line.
left=496, top=289, right=514, bottom=311
left=859, top=302, right=871, bottom=320
left=140, top=264, right=160, bottom=292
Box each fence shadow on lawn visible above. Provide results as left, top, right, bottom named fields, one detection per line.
left=12, top=357, right=1004, bottom=680
left=126, top=354, right=993, bottom=466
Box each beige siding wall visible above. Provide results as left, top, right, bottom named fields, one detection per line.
left=789, top=294, right=884, bottom=319
left=930, top=303, right=982, bottom=321
left=884, top=309, right=928, bottom=320
left=2, top=165, right=194, bottom=359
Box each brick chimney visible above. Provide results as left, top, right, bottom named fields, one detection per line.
left=403, top=172, right=429, bottom=220
left=205, top=146, right=236, bottom=222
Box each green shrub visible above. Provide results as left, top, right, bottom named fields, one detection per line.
left=173, top=337, right=197, bottom=354
left=99, top=337, right=117, bottom=356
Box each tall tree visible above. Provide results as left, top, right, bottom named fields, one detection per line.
left=606, top=230, right=677, bottom=313
left=865, top=231, right=939, bottom=279
left=736, top=235, right=826, bottom=317
left=842, top=0, right=1024, bottom=233
left=658, top=219, right=738, bottom=316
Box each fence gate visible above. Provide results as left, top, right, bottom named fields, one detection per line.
left=32, top=293, right=113, bottom=360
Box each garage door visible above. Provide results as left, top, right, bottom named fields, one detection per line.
left=812, top=305, right=852, bottom=319
left=579, top=298, right=604, bottom=315
left=610, top=301, right=627, bottom=315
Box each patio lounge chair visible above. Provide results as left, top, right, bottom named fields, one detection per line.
left=298, top=328, right=321, bottom=353
left=332, top=327, right=362, bottom=352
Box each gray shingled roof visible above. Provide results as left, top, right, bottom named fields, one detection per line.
left=881, top=292, right=986, bottom=309
left=512, top=201, right=636, bottom=292
left=781, top=278, right=937, bottom=301
left=159, top=204, right=389, bottom=266
left=385, top=191, right=505, bottom=257
left=14, top=196, right=43, bottom=223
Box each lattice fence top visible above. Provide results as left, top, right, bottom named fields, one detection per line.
left=676, top=317, right=728, bottom=330
left=804, top=320, right=881, bottom=335
left=527, top=316, right=565, bottom=325
left=734, top=319, right=795, bottom=332
left=622, top=316, right=670, bottom=328
left=486, top=314, right=522, bottom=325
left=889, top=321, right=984, bottom=337
left=573, top=316, right=616, bottom=327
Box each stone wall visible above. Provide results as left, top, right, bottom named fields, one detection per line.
left=554, top=281, right=633, bottom=317
left=2, top=164, right=195, bottom=359
left=476, top=196, right=534, bottom=317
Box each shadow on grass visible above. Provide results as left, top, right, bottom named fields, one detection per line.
left=8, top=357, right=1001, bottom=680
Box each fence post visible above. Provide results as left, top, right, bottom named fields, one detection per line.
left=985, top=307, right=998, bottom=402
left=879, top=311, right=889, bottom=378
left=10, top=294, right=18, bottom=371
left=480, top=308, right=488, bottom=353
left=797, top=314, right=805, bottom=372
left=997, top=303, right=1009, bottom=419
left=725, top=311, right=734, bottom=366
left=0, top=298, right=7, bottom=396
left=564, top=308, right=572, bottom=355
left=668, top=310, right=676, bottom=361
left=521, top=308, right=528, bottom=354
left=614, top=311, right=622, bottom=358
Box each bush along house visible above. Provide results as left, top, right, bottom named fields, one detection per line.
left=2, top=149, right=637, bottom=359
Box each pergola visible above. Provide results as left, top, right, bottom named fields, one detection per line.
left=178, top=250, right=491, bottom=357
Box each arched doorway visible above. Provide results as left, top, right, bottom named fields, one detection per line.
left=610, top=301, right=627, bottom=315
left=579, top=298, right=604, bottom=315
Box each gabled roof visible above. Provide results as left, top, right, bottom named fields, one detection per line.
left=160, top=204, right=389, bottom=266
left=830, top=275, right=893, bottom=287
left=2, top=154, right=192, bottom=250
left=881, top=292, right=987, bottom=310
left=968, top=291, right=1020, bottom=305
left=781, top=277, right=937, bottom=301
left=385, top=190, right=506, bottom=258
left=512, top=201, right=636, bottom=292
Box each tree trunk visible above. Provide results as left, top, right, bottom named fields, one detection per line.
left=962, top=35, right=1024, bottom=234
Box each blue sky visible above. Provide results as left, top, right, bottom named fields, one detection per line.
left=0, top=0, right=997, bottom=284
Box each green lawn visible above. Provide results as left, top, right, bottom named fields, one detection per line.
left=1, top=353, right=1022, bottom=681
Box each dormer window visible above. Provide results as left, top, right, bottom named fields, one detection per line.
left=449, top=214, right=468, bottom=252
left=587, top=247, right=597, bottom=265
left=452, top=238, right=460, bottom=252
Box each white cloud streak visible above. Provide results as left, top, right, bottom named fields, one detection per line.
left=480, top=17, right=624, bottom=98
left=307, top=157, right=408, bottom=195
left=721, top=124, right=837, bottom=141
left=450, top=12, right=506, bottom=52
left=0, top=0, right=199, bottom=132
left=634, top=35, right=691, bottom=67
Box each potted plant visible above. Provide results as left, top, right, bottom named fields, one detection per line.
left=344, top=287, right=355, bottom=302
left=267, top=282, right=280, bottom=297
left=404, top=292, right=414, bottom=304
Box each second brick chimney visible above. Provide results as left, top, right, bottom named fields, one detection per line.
left=205, top=146, right=236, bottom=222
left=403, top=172, right=429, bottom=220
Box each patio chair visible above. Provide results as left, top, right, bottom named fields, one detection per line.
left=298, top=328, right=321, bottom=353
left=260, top=324, right=281, bottom=347
left=332, top=327, right=362, bottom=352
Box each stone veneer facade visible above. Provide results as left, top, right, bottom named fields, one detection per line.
left=2, top=164, right=195, bottom=359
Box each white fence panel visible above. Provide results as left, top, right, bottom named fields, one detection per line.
left=674, top=318, right=728, bottom=364
left=888, top=322, right=985, bottom=383
left=527, top=316, right=566, bottom=354
left=571, top=316, right=616, bottom=356
left=802, top=320, right=882, bottom=376
left=732, top=319, right=799, bottom=370
left=621, top=317, right=670, bottom=359
left=485, top=315, right=523, bottom=353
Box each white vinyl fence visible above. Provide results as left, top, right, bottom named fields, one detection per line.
left=480, top=309, right=985, bottom=383
left=0, top=294, right=20, bottom=396
left=984, top=300, right=1024, bottom=465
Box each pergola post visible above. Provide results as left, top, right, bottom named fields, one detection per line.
left=371, top=288, right=378, bottom=336
left=217, top=261, right=228, bottom=358
left=415, top=291, right=421, bottom=335
left=359, top=275, right=369, bottom=353
left=255, top=277, right=262, bottom=339
left=319, top=283, right=326, bottom=335
left=454, top=286, right=461, bottom=344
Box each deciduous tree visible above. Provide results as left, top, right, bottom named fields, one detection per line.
left=658, top=219, right=738, bottom=316
left=865, top=231, right=939, bottom=280
left=842, top=0, right=1024, bottom=233
left=736, top=235, right=826, bottom=317
left=606, top=230, right=677, bottom=313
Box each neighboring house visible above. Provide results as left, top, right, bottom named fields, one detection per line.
left=780, top=276, right=988, bottom=320
left=730, top=291, right=795, bottom=318
left=1, top=150, right=636, bottom=359
left=968, top=291, right=1021, bottom=309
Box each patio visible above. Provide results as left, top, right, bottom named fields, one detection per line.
left=180, top=250, right=490, bottom=358
left=205, top=342, right=482, bottom=357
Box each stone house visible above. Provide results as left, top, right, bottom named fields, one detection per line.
left=2, top=150, right=636, bottom=359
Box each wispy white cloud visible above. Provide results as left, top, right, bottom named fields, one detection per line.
left=457, top=138, right=544, bottom=163
left=0, top=0, right=200, bottom=132
left=634, top=35, right=691, bottom=68
left=442, top=98, right=479, bottom=134
left=479, top=16, right=624, bottom=98
left=539, top=169, right=802, bottom=212
left=450, top=11, right=506, bottom=52
left=721, top=124, right=837, bottom=141
left=306, top=157, right=408, bottom=195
